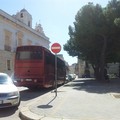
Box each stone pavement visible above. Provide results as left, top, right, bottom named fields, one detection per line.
left=19, top=78, right=120, bottom=120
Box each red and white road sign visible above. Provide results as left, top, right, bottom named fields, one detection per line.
left=51, top=43, right=61, bottom=54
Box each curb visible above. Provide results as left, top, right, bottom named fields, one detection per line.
left=19, top=87, right=65, bottom=120
left=19, top=106, right=72, bottom=120
left=19, top=106, right=44, bottom=120
left=19, top=82, right=79, bottom=120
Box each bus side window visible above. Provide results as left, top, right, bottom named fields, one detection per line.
left=16, top=53, right=20, bottom=60
left=45, top=53, right=50, bottom=64
left=37, top=51, right=42, bottom=59
left=45, top=52, right=55, bottom=65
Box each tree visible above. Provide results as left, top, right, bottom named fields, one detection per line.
left=106, top=0, right=120, bottom=78
left=105, top=0, right=120, bottom=63
left=64, top=1, right=120, bottom=81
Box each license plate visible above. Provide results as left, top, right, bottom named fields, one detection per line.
left=26, top=79, right=32, bottom=81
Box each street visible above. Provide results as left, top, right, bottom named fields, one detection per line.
left=0, top=87, right=52, bottom=120
left=19, top=78, right=120, bottom=120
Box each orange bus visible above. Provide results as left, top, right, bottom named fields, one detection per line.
left=14, top=45, right=66, bottom=89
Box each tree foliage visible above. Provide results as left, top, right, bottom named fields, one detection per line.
left=104, top=0, right=120, bottom=62
left=64, top=0, right=120, bottom=80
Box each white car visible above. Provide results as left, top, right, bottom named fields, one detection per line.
left=0, top=73, right=20, bottom=108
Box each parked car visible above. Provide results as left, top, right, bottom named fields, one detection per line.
left=66, top=74, right=76, bottom=81
left=0, top=73, right=20, bottom=108
left=66, top=74, right=72, bottom=81
left=69, top=74, right=76, bottom=80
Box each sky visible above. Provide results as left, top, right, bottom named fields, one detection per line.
left=0, top=0, right=110, bottom=65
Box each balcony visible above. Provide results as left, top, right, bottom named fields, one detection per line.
left=4, top=45, right=11, bottom=51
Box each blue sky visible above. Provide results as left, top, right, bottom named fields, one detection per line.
left=0, top=0, right=110, bottom=65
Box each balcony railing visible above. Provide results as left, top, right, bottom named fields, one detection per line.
left=4, top=45, right=11, bottom=51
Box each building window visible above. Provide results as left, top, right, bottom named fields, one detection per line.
left=21, top=13, right=23, bottom=18
left=16, top=31, right=23, bottom=47
left=7, top=60, right=11, bottom=70
left=18, top=38, right=22, bottom=46
left=4, top=30, right=12, bottom=51
left=27, top=40, right=32, bottom=45
left=28, top=21, right=30, bottom=27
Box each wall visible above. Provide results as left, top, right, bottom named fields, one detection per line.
left=0, top=9, right=50, bottom=75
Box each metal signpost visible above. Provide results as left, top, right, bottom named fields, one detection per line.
left=51, top=43, right=61, bottom=96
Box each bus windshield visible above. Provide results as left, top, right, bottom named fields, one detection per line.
left=16, top=51, right=42, bottom=60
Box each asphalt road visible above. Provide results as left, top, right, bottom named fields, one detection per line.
left=0, top=87, right=52, bottom=120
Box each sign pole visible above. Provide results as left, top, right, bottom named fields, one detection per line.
left=55, top=53, right=57, bottom=96
left=51, top=43, right=61, bottom=97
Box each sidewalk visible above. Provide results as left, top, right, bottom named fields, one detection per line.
left=19, top=78, right=120, bottom=120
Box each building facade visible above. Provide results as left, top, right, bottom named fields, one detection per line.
left=77, top=59, right=94, bottom=78
left=77, top=58, right=119, bottom=78
left=0, top=9, right=50, bottom=75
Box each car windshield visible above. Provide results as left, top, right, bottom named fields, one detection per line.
left=0, top=74, right=12, bottom=84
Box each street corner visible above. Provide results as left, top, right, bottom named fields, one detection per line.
left=19, top=106, right=44, bottom=120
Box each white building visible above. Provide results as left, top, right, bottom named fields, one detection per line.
left=77, top=59, right=94, bottom=78
left=0, top=9, right=50, bottom=75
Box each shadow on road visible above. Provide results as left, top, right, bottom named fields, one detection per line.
left=0, top=107, right=18, bottom=117
left=37, top=95, right=57, bottom=109
left=64, top=78, right=120, bottom=94
left=20, top=87, right=54, bottom=101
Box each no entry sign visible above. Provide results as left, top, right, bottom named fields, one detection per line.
left=51, top=42, right=61, bottom=96
left=51, top=43, right=61, bottom=54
